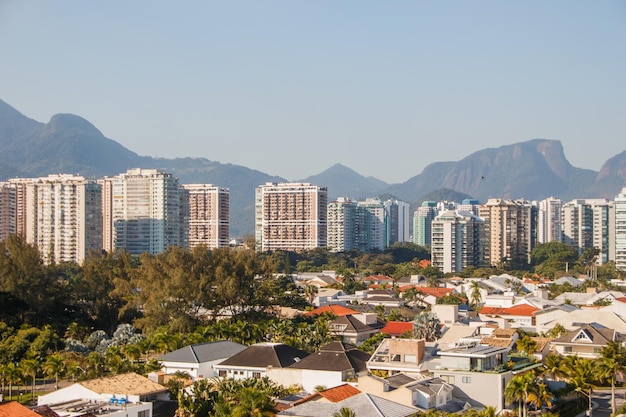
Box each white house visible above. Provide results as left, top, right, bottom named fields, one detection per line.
left=213, top=342, right=308, bottom=380
left=37, top=373, right=168, bottom=417
left=158, top=340, right=247, bottom=379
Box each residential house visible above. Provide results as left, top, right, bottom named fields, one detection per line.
left=304, top=304, right=359, bottom=317
left=367, top=338, right=431, bottom=376
left=538, top=310, right=626, bottom=334
left=357, top=374, right=455, bottom=411
left=268, top=341, right=370, bottom=393
left=37, top=372, right=168, bottom=417
left=156, top=340, right=247, bottom=380
left=478, top=304, right=539, bottom=330
left=278, top=384, right=418, bottom=417
left=380, top=321, right=413, bottom=337
left=437, top=323, right=482, bottom=351
left=480, top=328, right=519, bottom=350
left=213, top=342, right=308, bottom=380
left=360, top=289, right=404, bottom=307
left=551, top=323, right=619, bottom=358
left=399, top=286, right=456, bottom=308
left=432, top=345, right=538, bottom=410
left=328, top=313, right=385, bottom=344
left=0, top=402, right=41, bottom=417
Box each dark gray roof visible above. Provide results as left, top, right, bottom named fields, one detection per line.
left=218, top=343, right=308, bottom=368
left=288, top=341, right=371, bottom=372
left=159, top=341, right=247, bottom=364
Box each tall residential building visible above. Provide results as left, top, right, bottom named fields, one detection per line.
left=614, top=188, right=626, bottom=271
left=17, top=175, right=102, bottom=264
left=355, top=198, right=386, bottom=252
left=0, top=182, right=17, bottom=241
left=457, top=199, right=481, bottom=216
left=561, top=199, right=614, bottom=264
left=255, top=182, right=327, bottom=251
left=479, top=199, right=535, bottom=266
left=183, top=184, right=230, bottom=249
left=413, top=201, right=438, bottom=247
left=327, top=197, right=357, bottom=252
left=101, top=168, right=188, bottom=255
left=536, top=197, right=562, bottom=244
left=0, top=179, right=31, bottom=240
left=384, top=199, right=410, bottom=246
left=431, top=210, right=485, bottom=273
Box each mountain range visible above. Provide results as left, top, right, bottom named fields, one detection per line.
left=1, top=99, right=625, bottom=237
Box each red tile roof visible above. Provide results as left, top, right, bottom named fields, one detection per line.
left=363, top=275, right=393, bottom=282
left=0, top=402, right=41, bottom=417
left=304, top=304, right=359, bottom=317
left=480, top=304, right=539, bottom=317
left=293, top=384, right=361, bottom=405
left=381, top=321, right=413, bottom=336
left=403, top=286, right=454, bottom=298
left=318, top=384, right=362, bottom=402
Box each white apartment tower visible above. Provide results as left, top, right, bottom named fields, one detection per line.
left=255, top=182, right=327, bottom=251
left=355, top=198, right=386, bottom=252
left=431, top=210, right=485, bottom=273
left=536, top=197, right=562, bottom=244
left=327, top=197, right=357, bottom=252
left=182, top=184, right=230, bottom=249
left=561, top=199, right=614, bottom=264
left=101, top=168, right=188, bottom=255
left=20, top=175, right=102, bottom=264
left=615, top=188, right=626, bottom=271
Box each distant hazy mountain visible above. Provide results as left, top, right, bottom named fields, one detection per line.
left=382, top=139, right=606, bottom=203
left=299, top=163, right=388, bottom=201
left=1, top=99, right=625, bottom=237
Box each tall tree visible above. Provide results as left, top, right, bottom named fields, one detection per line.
left=20, top=358, right=39, bottom=403
left=597, top=340, right=626, bottom=416
left=43, top=353, right=65, bottom=390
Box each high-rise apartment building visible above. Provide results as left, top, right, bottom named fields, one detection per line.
left=12, top=175, right=102, bottom=264
left=101, top=168, right=188, bottom=255
left=255, top=182, right=327, bottom=251
left=479, top=199, right=535, bottom=266
left=536, top=197, right=562, bottom=244
left=384, top=199, right=410, bottom=246
left=561, top=199, right=614, bottom=264
left=413, top=201, right=438, bottom=247
left=431, top=210, right=485, bottom=273
left=182, top=184, right=229, bottom=249
left=0, top=179, right=31, bottom=241
left=355, top=198, right=386, bottom=252
left=327, top=197, right=357, bottom=252
left=614, top=188, right=626, bottom=271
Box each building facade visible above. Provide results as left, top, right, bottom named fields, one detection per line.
left=15, top=175, right=103, bottom=264
left=384, top=198, right=410, bottom=246
left=479, top=199, right=535, bottom=266
left=413, top=201, right=438, bottom=247
left=536, top=196, right=562, bottom=244
left=562, top=198, right=614, bottom=264
left=430, top=210, right=485, bottom=273
left=255, top=182, right=327, bottom=251
left=616, top=188, right=626, bottom=271
left=327, top=197, right=357, bottom=252
left=355, top=198, right=386, bottom=252
left=101, top=168, right=188, bottom=255
left=183, top=184, right=229, bottom=249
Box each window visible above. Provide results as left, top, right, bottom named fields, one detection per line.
left=219, top=370, right=227, bottom=377
left=462, top=376, right=471, bottom=384
left=253, top=372, right=261, bottom=379
left=138, top=411, right=149, bottom=417
left=564, top=346, right=573, bottom=353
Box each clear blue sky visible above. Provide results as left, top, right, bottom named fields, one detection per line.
left=1, top=1, right=625, bottom=184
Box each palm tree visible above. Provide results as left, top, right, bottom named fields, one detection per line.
left=540, top=352, right=564, bottom=381
left=305, top=285, right=318, bottom=305
left=527, top=381, right=552, bottom=412
left=469, top=280, right=482, bottom=308
left=4, top=362, right=22, bottom=401
left=20, top=359, right=39, bottom=403
left=43, top=353, right=65, bottom=390
left=566, top=357, right=596, bottom=415
left=597, top=341, right=626, bottom=416
left=230, top=386, right=276, bottom=417
left=504, top=372, right=536, bottom=417
left=333, top=407, right=356, bottom=417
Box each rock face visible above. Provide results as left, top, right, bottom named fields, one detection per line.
left=381, top=139, right=601, bottom=202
